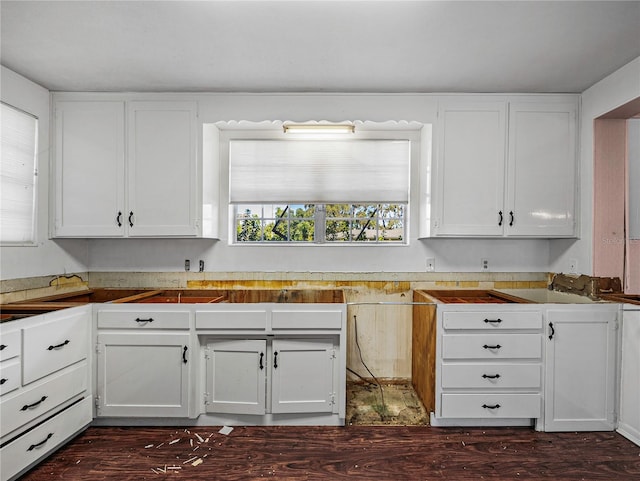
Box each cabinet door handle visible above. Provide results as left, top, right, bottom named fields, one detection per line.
left=135, top=318, right=154, bottom=323
left=21, top=395, right=48, bottom=411
left=273, top=351, right=278, bottom=369
left=128, top=211, right=134, bottom=227
left=0, top=378, right=7, bottom=385
left=509, top=211, right=514, bottom=226
left=483, top=318, right=502, bottom=324
left=47, top=340, right=70, bottom=351
left=482, top=374, right=501, bottom=379
left=482, top=403, right=501, bottom=410
left=498, top=211, right=503, bottom=226
left=0, top=344, right=7, bottom=350
left=116, top=211, right=122, bottom=227
left=259, top=352, right=264, bottom=370
left=483, top=344, right=501, bottom=350
left=548, top=322, right=555, bottom=340
left=182, top=346, right=188, bottom=364
left=27, top=433, right=53, bottom=451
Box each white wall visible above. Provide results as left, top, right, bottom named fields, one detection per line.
left=88, top=93, right=551, bottom=273
left=629, top=119, right=640, bottom=240
left=549, top=56, right=640, bottom=276
left=0, top=66, right=88, bottom=280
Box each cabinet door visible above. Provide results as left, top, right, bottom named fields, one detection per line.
left=544, top=308, right=617, bottom=431
left=506, top=103, right=577, bottom=237
left=434, top=102, right=507, bottom=236
left=53, top=101, right=125, bottom=237
left=127, top=101, right=197, bottom=236
left=206, top=339, right=266, bottom=415
left=271, top=339, right=335, bottom=414
left=618, top=310, right=640, bottom=445
left=96, top=332, right=190, bottom=417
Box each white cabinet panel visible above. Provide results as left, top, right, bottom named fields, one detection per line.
left=442, top=334, right=542, bottom=360
left=441, top=393, right=541, bottom=418
left=544, top=307, right=617, bottom=431
left=435, top=102, right=507, bottom=236
left=441, top=363, right=541, bottom=389
left=206, top=339, right=266, bottom=415
left=271, top=339, right=335, bottom=414
left=0, top=330, right=20, bottom=361
left=507, top=103, right=576, bottom=237
left=0, top=359, right=20, bottom=396
left=97, top=309, right=190, bottom=329
left=53, top=101, right=125, bottom=237
left=196, top=310, right=268, bottom=330
left=127, top=101, right=197, bottom=236
left=617, top=309, right=640, bottom=446
left=96, top=332, right=191, bottom=417
left=443, top=310, right=542, bottom=330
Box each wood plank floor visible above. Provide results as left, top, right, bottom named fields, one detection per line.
left=18, top=426, right=640, bottom=480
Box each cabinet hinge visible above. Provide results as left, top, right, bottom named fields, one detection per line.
left=331, top=349, right=336, bottom=360
left=94, top=396, right=100, bottom=408
left=330, top=393, right=336, bottom=406
left=95, top=344, right=101, bottom=354
left=203, top=392, right=209, bottom=406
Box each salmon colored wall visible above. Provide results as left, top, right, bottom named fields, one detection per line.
left=593, top=119, right=627, bottom=280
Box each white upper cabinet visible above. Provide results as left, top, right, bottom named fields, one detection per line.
left=52, top=97, right=209, bottom=238
left=53, top=101, right=125, bottom=237
left=431, top=97, right=578, bottom=238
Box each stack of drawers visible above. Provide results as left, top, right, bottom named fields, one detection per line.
left=0, top=305, right=93, bottom=481
left=438, top=310, right=543, bottom=421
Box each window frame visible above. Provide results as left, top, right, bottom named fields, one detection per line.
left=0, top=101, right=38, bottom=246
left=220, top=125, right=421, bottom=246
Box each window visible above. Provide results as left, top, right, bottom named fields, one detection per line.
left=229, top=136, right=411, bottom=244
left=1, top=102, right=38, bottom=245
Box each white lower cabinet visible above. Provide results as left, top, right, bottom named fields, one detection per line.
left=95, top=332, right=191, bottom=417
left=543, top=306, right=618, bottom=432
left=205, top=338, right=337, bottom=417
left=0, top=305, right=92, bottom=481
left=618, top=308, right=640, bottom=446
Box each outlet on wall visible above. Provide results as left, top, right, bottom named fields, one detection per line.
left=569, top=259, right=578, bottom=274
left=426, top=257, right=436, bottom=272
left=481, top=258, right=489, bottom=271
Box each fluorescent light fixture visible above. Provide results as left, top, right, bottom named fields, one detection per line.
left=283, top=124, right=355, bottom=134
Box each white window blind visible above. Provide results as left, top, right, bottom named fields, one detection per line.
left=1, top=102, right=38, bottom=244
left=229, top=139, right=410, bottom=204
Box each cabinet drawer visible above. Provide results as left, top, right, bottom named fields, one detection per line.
left=23, top=309, right=89, bottom=384
left=443, top=311, right=542, bottom=330
left=98, top=310, right=190, bottom=329
left=0, top=330, right=21, bottom=361
left=0, top=396, right=92, bottom=481
left=196, top=310, right=267, bottom=330
left=441, top=363, right=541, bottom=389
left=442, top=334, right=541, bottom=360
left=272, top=310, right=343, bottom=330
left=1, top=362, right=88, bottom=438
left=441, top=393, right=541, bottom=418
left=0, top=359, right=21, bottom=397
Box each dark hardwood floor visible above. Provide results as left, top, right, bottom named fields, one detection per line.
left=18, top=426, right=640, bottom=480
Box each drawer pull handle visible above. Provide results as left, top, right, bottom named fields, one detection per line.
left=28, top=433, right=53, bottom=451
left=273, top=351, right=279, bottom=369
left=483, top=318, right=502, bottom=324
left=0, top=378, right=7, bottom=385
left=0, top=344, right=6, bottom=350
left=483, top=344, right=501, bottom=350
left=548, top=322, right=555, bottom=340
left=128, top=211, right=134, bottom=227
left=509, top=211, right=514, bottom=226
left=135, top=318, right=154, bottom=323
left=47, top=340, right=70, bottom=350
left=182, top=346, right=188, bottom=364
left=21, top=395, right=48, bottom=411
left=259, top=352, right=264, bottom=370
left=482, top=374, right=501, bottom=379
left=116, top=211, right=122, bottom=227
left=482, top=403, right=501, bottom=410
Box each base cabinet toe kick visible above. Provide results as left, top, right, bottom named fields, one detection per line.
left=431, top=304, right=620, bottom=432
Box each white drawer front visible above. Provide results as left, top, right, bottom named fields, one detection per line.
left=0, top=330, right=21, bottom=361
left=98, top=310, right=190, bottom=329
left=1, top=362, right=88, bottom=437
left=441, top=393, right=541, bottom=418
left=196, top=310, right=267, bottom=330
left=23, top=309, right=88, bottom=384
left=0, top=396, right=92, bottom=481
left=442, top=334, right=542, bottom=360
left=0, top=359, right=21, bottom=397
left=272, top=310, right=343, bottom=330
left=443, top=311, right=542, bottom=330
left=441, top=363, right=542, bottom=389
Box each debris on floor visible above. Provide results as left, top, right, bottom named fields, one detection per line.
left=346, top=380, right=428, bottom=426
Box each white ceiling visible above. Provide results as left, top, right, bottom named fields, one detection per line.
left=1, top=0, right=639, bottom=94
